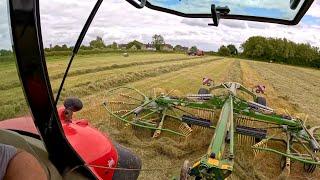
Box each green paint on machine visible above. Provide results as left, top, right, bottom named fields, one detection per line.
left=103, top=81, right=320, bottom=179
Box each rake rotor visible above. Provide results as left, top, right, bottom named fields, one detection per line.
left=103, top=86, right=215, bottom=138
left=102, top=81, right=320, bottom=179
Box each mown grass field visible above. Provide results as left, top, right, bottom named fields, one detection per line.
left=0, top=52, right=319, bottom=179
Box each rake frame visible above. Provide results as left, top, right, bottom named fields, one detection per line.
left=103, top=82, right=320, bottom=179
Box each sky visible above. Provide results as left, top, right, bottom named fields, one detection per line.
left=1, top=0, right=320, bottom=51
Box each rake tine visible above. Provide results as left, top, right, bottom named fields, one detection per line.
left=120, top=93, right=144, bottom=102
left=113, top=109, right=130, bottom=114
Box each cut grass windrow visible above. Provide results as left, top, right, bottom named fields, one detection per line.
left=239, top=60, right=320, bottom=178
left=59, top=58, right=224, bottom=99
left=0, top=57, right=223, bottom=120
left=248, top=61, right=320, bottom=123
left=49, top=56, right=202, bottom=80
left=0, top=56, right=201, bottom=91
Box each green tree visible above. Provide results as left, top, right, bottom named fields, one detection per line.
left=0, top=49, right=13, bottom=56
left=52, top=45, right=63, bottom=51
left=111, top=42, right=118, bottom=49
left=190, top=46, right=198, bottom=53
left=107, top=42, right=118, bottom=49
left=227, top=44, right=238, bottom=55
left=89, top=36, right=106, bottom=49
left=80, top=45, right=92, bottom=50
left=152, top=34, right=165, bottom=51
left=218, top=45, right=231, bottom=56
left=241, top=36, right=320, bottom=68
left=61, top=44, right=68, bottom=50
left=174, top=45, right=183, bottom=51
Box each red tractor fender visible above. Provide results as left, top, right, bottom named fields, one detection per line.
left=0, top=107, right=119, bottom=180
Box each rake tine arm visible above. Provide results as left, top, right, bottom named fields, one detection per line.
left=208, top=83, right=225, bottom=92
left=284, top=132, right=291, bottom=174
left=172, top=106, right=194, bottom=116
left=138, top=110, right=157, bottom=120
left=121, top=100, right=153, bottom=118
left=103, top=104, right=185, bottom=136
left=252, top=146, right=320, bottom=165
left=166, top=114, right=181, bottom=121
left=153, top=108, right=168, bottom=138
left=109, top=86, right=149, bottom=99
left=294, top=135, right=319, bottom=161
left=239, top=84, right=257, bottom=100
left=120, top=93, right=144, bottom=102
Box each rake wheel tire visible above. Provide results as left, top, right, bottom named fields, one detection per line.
left=198, top=88, right=210, bottom=94
left=180, top=160, right=191, bottom=180
left=256, top=97, right=267, bottom=106
left=303, top=163, right=316, bottom=173
left=280, top=156, right=286, bottom=170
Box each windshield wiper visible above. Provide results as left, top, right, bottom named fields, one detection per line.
left=208, top=4, right=230, bottom=27
left=54, top=0, right=103, bottom=106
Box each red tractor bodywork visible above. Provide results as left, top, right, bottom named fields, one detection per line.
left=187, top=50, right=205, bottom=56
left=196, top=50, right=204, bottom=56
left=0, top=107, right=118, bottom=180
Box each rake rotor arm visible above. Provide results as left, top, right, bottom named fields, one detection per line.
left=252, top=146, right=320, bottom=165
left=238, top=84, right=257, bottom=100
left=102, top=102, right=186, bottom=136
left=208, top=83, right=256, bottom=99
left=235, top=109, right=301, bottom=127
left=153, top=108, right=168, bottom=138
left=120, top=100, right=153, bottom=118
left=208, top=84, right=225, bottom=92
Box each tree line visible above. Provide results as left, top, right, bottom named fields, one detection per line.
left=217, top=36, right=320, bottom=68
left=44, top=34, right=191, bottom=52
left=1, top=35, right=320, bottom=68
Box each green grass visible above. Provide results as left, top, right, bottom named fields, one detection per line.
left=0, top=52, right=211, bottom=120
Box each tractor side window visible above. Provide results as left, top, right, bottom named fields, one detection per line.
left=0, top=0, right=30, bottom=121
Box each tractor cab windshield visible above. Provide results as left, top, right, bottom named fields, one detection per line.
left=1, top=0, right=320, bottom=180
left=148, top=0, right=304, bottom=20
left=135, top=0, right=313, bottom=25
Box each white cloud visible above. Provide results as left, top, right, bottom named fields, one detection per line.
left=306, top=0, right=320, bottom=17
left=0, top=0, right=11, bottom=50
left=37, top=0, right=320, bottom=50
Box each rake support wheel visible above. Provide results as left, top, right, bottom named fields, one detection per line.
left=255, top=96, right=267, bottom=106
left=304, top=163, right=317, bottom=173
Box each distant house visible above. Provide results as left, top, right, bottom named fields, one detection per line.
left=118, top=44, right=127, bottom=50
left=162, top=44, right=173, bottom=51
left=130, top=45, right=138, bottom=50
left=140, top=44, right=146, bottom=50
left=145, top=43, right=156, bottom=51
left=181, top=46, right=189, bottom=52
left=174, top=45, right=189, bottom=52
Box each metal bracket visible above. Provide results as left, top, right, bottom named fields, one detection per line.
left=208, top=4, right=230, bottom=27
left=125, top=0, right=146, bottom=9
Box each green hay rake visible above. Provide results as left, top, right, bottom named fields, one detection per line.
left=103, top=81, right=320, bottom=179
